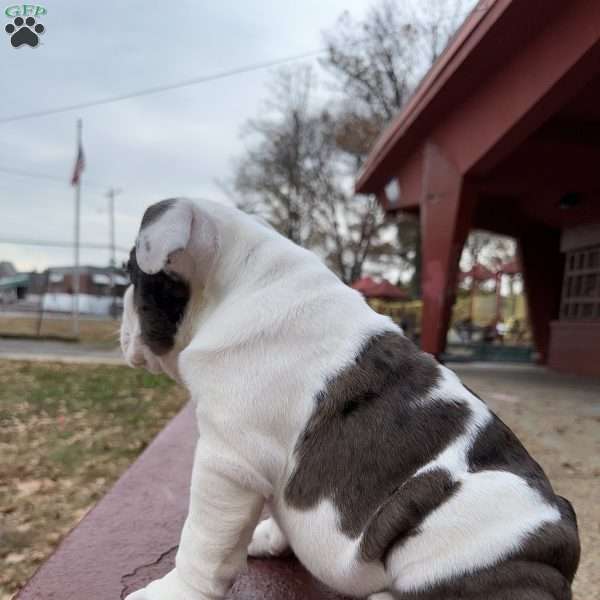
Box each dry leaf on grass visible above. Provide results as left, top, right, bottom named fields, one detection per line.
left=0, top=360, right=187, bottom=597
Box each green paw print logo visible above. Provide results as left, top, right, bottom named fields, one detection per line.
left=4, top=4, right=46, bottom=48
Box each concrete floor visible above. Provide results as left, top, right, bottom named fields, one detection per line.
left=452, top=363, right=600, bottom=600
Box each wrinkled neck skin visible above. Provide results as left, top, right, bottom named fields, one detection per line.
left=179, top=200, right=343, bottom=342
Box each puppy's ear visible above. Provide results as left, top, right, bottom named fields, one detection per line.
left=135, top=199, right=193, bottom=275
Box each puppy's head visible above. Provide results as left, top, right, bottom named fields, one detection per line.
left=121, top=199, right=195, bottom=374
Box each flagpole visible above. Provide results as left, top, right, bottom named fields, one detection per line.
left=73, top=119, right=82, bottom=338
left=106, top=187, right=122, bottom=318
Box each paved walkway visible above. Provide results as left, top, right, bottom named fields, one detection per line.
left=0, top=338, right=123, bottom=365
left=454, top=364, right=600, bottom=600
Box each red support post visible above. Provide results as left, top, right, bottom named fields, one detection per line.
left=420, top=143, right=475, bottom=357
left=495, top=271, right=503, bottom=324
left=518, top=227, right=564, bottom=363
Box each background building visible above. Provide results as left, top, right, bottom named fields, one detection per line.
left=356, top=0, right=600, bottom=376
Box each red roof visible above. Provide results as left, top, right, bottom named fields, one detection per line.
left=459, top=260, right=521, bottom=282
left=351, top=277, right=409, bottom=300
left=351, top=276, right=377, bottom=293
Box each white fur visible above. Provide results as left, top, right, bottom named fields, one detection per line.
left=121, top=198, right=561, bottom=599
left=247, top=517, right=289, bottom=558
left=275, top=498, right=389, bottom=596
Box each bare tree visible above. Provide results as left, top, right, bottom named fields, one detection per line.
left=310, top=189, right=399, bottom=284
left=461, top=231, right=516, bottom=273
left=415, top=0, right=475, bottom=65
left=232, top=66, right=401, bottom=284
left=323, top=6, right=417, bottom=124
left=232, top=3, right=477, bottom=288
left=320, top=0, right=476, bottom=294
left=234, top=67, right=318, bottom=247
left=321, top=0, right=473, bottom=156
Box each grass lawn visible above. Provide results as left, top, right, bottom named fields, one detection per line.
left=0, top=361, right=188, bottom=600
left=0, top=316, right=120, bottom=348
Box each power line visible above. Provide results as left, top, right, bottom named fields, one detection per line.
left=0, top=165, right=106, bottom=189
left=0, top=238, right=130, bottom=253
left=0, top=48, right=325, bottom=125
left=0, top=2, right=491, bottom=125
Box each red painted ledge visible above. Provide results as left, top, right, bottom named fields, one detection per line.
left=16, top=403, right=351, bottom=600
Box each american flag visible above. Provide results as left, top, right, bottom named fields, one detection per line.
left=70, top=139, right=85, bottom=186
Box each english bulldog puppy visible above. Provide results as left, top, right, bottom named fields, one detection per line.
left=121, top=198, right=579, bottom=600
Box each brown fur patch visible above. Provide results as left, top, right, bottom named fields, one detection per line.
left=140, top=199, right=177, bottom=229
left=285, top=332, right=469, bottom=544
left=390, top=560, right=572, bottom=599
left=468, top=413, right=556, bottom=501
left=360, top=468, right=460, bottom=563
left=126, top=248, right=190, bottom=355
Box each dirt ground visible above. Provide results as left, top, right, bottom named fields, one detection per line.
left=0, top=361, right=187, bottom=600
left=454, top=363, right=600, bottom=600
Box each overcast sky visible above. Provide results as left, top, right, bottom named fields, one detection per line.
left=0, top=0, right=384, bottom=271
left=1, top=1, right=479, bottom=273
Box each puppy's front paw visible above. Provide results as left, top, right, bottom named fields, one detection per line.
left=247, top=517, right=289, bottom=558
left=125, top=568, right=213, bottom=600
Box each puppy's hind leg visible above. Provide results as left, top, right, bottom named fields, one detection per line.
left=368, top=593, right=395, bottom=600
left=248, top=516, right=290, bottom=558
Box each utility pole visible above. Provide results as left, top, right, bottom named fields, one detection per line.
left=106, top=187, right=122, bottom=318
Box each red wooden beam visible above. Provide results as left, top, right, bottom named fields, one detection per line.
left=518, top=226, right=564, bottom=363
left=356, top=0, right=600, bottom=196
left=420, top=144, right=476, bottom=356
